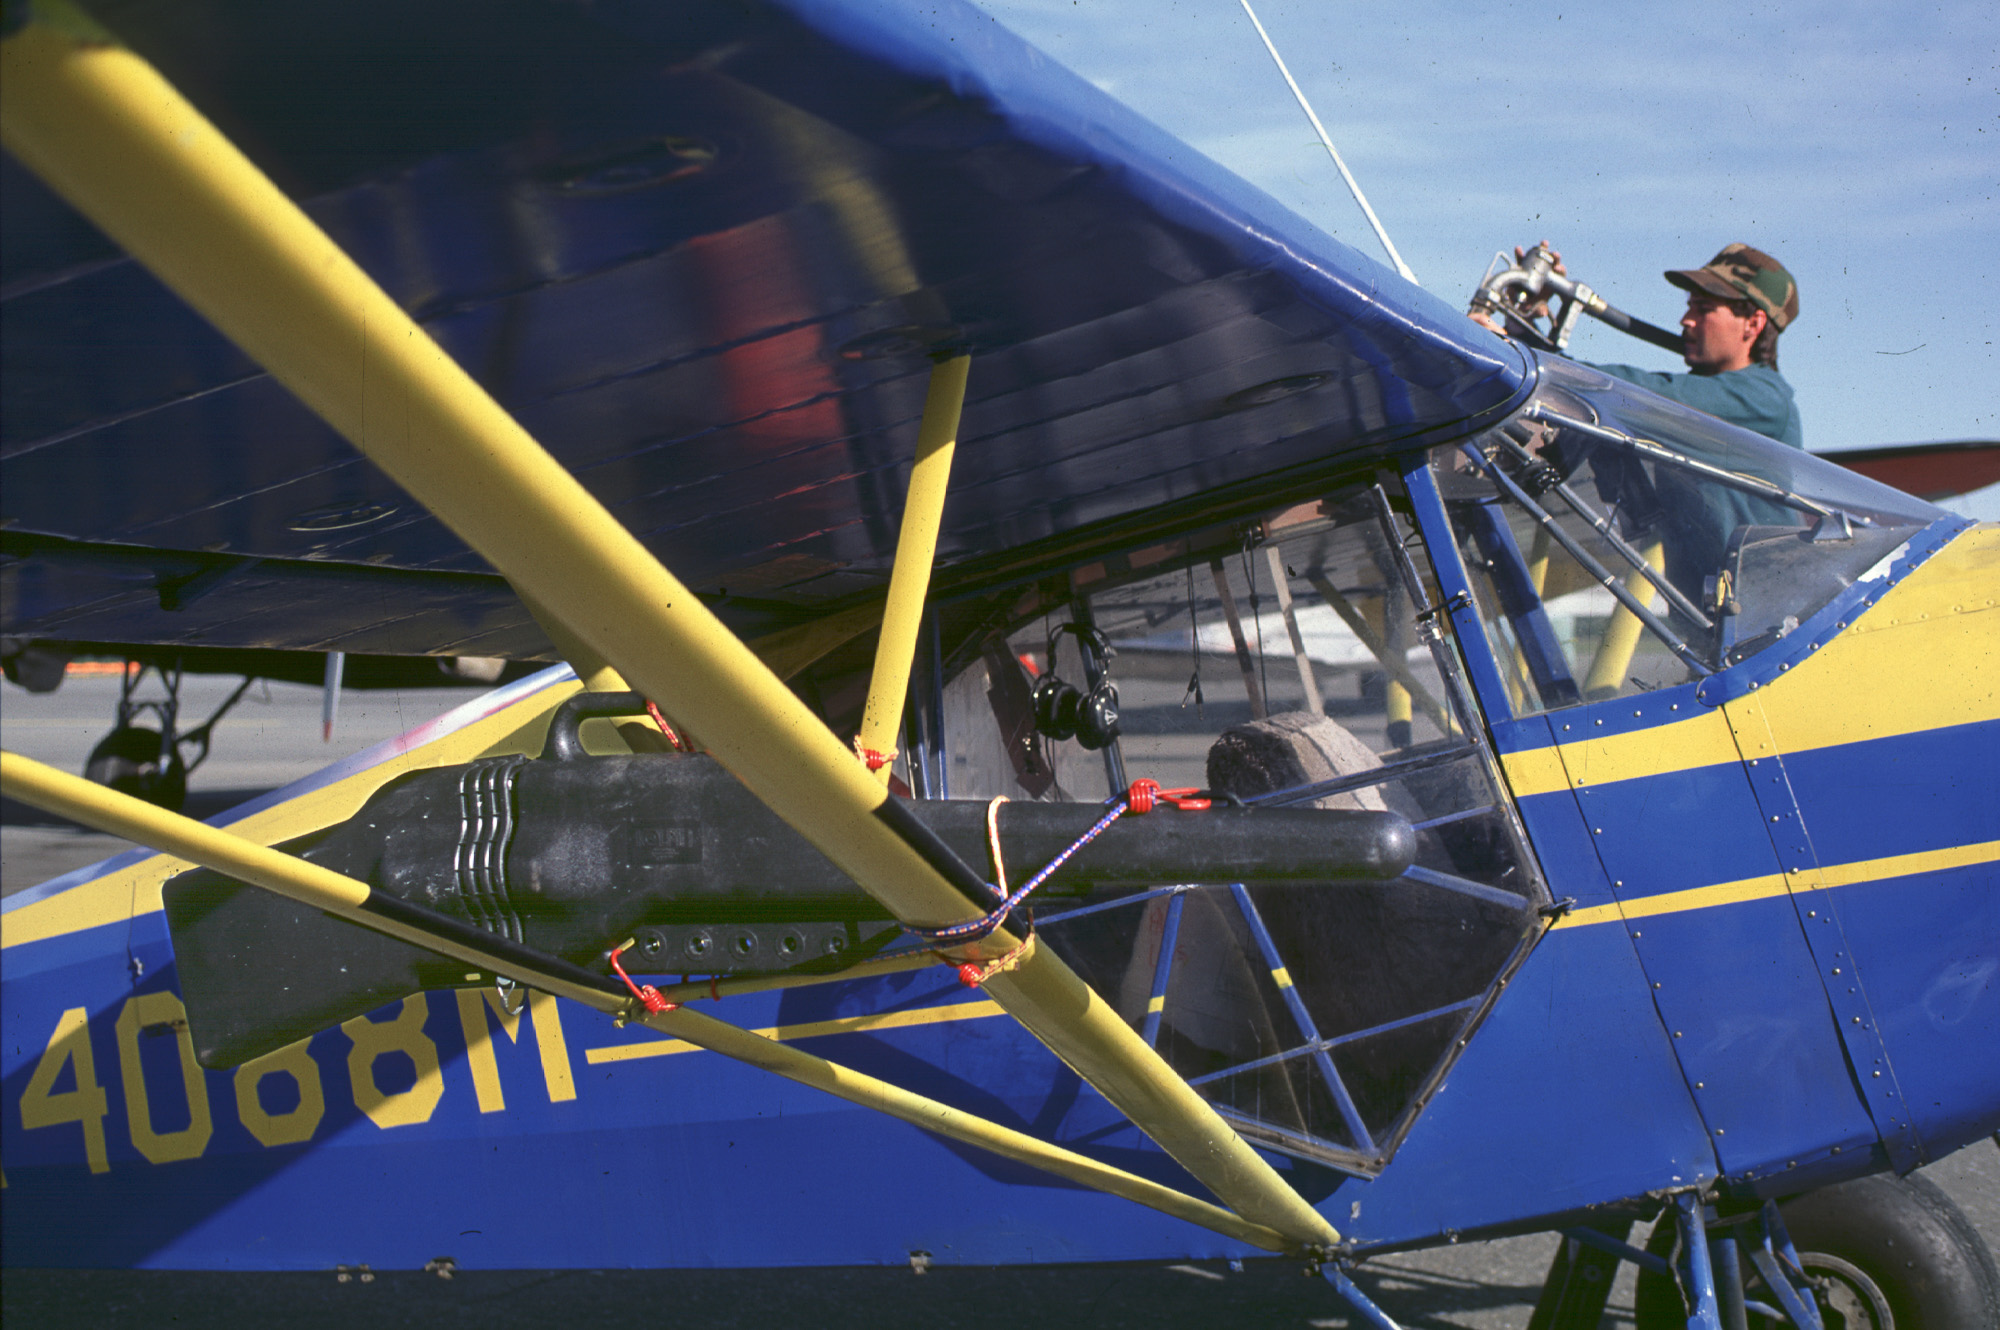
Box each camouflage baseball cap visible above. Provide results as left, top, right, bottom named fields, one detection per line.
left=1666, top=243, right=1798, bottom=330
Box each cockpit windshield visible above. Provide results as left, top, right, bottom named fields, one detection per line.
left=1428, top=356, right=1946, bottom=712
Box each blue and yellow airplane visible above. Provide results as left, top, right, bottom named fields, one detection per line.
left=3, top=3, right=1994, bottom=1327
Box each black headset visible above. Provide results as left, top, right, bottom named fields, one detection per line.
left=1029, top=624, right=1121, bottom=751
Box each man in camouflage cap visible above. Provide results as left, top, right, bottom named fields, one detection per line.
left=1582, top=242, right=1801, bottom=448
left=1476, top=242, right=1803, bottom=448
left=1666, top=244, right=1797, bottom=359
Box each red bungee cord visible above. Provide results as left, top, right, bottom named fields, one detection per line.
left=608, top=942, right=677, bottom=1015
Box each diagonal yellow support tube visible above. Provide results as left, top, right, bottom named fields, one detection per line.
left=855, top=354, right=969, bottom=785
left=1582, top=539, right=1667, bottom=701
left=0, top=21, right=1336, bottom=1246
left=0, top=752, right=1289, bottom=1252
left=520, top=590, right=641, bottom=698
left=516, top=589, right=679, bottom=752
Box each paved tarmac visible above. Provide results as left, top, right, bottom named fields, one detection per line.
left=3, top=671, right=1994, bottom=1328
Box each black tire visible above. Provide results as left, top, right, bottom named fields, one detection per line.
left=1636, top=1173, right=2000, bottom=1329
left=1, top=640, right=70, bottom=693
left=83, top=725, right=187, bottom=812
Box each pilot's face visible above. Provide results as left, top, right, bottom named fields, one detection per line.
left=1680, top=293, right=1764, bottom=373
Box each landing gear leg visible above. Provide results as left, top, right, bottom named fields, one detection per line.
left=84, top=659, right=187, bottom=812
left=1634, top=1173, right=2000, bottom=1329
left=82, top=661, right=256, bottom=812
left=1320, top=1263, right=1405, bottom=1329
left=1634, top=1193, right=1810, bottom=1329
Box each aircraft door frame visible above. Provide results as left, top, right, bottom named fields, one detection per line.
left=1714, top=691, right=1924, bottom=1173
left=1398, top=451, right=1887, bottom=1185
left=1686, top=514, right=1992, bottom=1170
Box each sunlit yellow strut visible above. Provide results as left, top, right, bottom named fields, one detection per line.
left=0, top=752, right=1291, bottom=1251
left=0, top=18, right=1338, bottom=1246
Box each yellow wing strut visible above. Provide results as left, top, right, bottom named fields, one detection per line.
left=0, top=18, right=1337, bottom=1247
left=0, top=753, right=1291, bottom=1252
left=856, top=354, right=969, bottom=784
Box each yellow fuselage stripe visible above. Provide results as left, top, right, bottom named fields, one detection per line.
left=1501, top=526, right=2000, bottom=798
left=1501, top=709, right=1735, bottom=796
left=1554, top=839, right=2000, bottom=929
left=586, top=999, right=1007, bottom=1064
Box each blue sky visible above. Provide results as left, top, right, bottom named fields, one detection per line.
left=969, top=0, right=1998, bottom=517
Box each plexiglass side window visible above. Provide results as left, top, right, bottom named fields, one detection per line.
left=929, top=487, right=1546, bottom=1171
left=1430, top=357, right=1945, bottom=713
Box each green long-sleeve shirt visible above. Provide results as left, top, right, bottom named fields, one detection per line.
left=1586, top=361, right=1803, bottom=449
left=1578, top=360, right=1804, bottom=598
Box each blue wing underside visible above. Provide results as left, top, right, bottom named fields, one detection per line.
left=1, top=0, right=1528, bottom=661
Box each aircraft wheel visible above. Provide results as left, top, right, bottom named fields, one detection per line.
left=83, top=725, right=187, bottom=812
left=1634, top=1172, right=2000, bottom=1329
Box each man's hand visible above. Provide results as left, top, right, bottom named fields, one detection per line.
left=1468, top=241, right=1568, bottom=337
left=1512, top=241, right=1566, bottom=322
left=1516, top=242, right=1567, bottom=276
